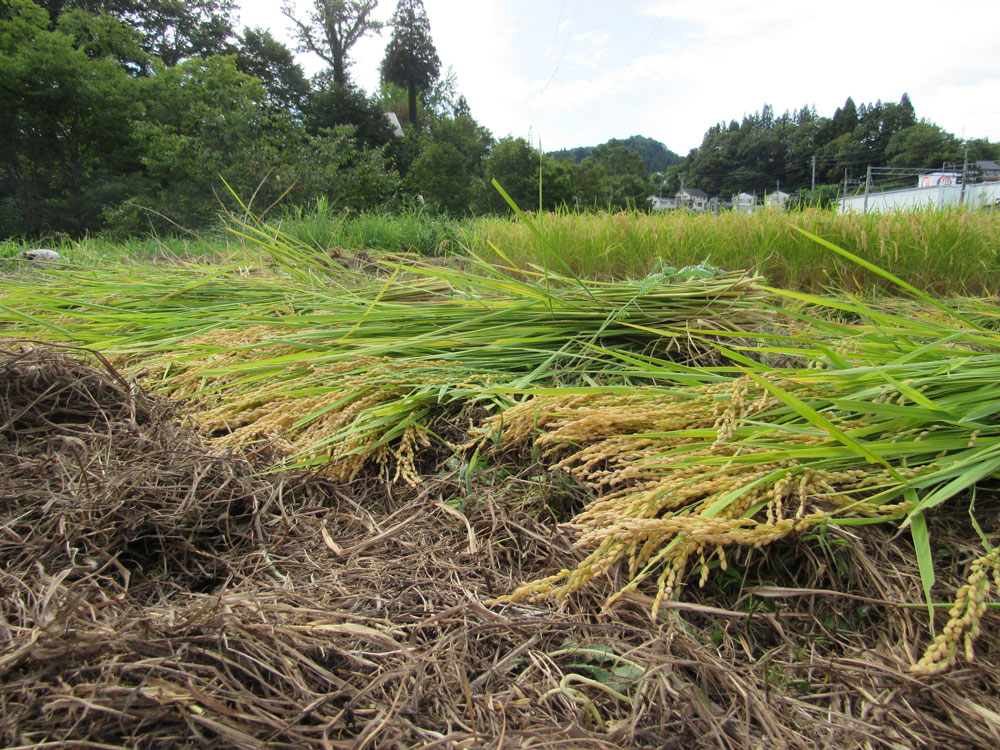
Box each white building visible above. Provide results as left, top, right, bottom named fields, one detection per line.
left=839, top=181, right=1000, bottom=213
left=649, top=194, right=676, bottom=211
left=765, top=190, right=791, bottom=208
left=676, top=187, right=710, bottom=212
left=732, top=192, right=756, bottom=214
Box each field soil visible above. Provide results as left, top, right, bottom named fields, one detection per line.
left=2, top=342, right=998, bottom=749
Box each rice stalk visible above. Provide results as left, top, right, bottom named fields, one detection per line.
left=484, top=265, right=1000, bottom=672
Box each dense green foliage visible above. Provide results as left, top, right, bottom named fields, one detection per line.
left=1, top=0, right=639, bottom=237
left=671, top=96, right=1000, bottom=199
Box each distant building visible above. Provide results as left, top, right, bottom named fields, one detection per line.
left=732, top=192, right=756, bottom=214
left=765, top=190, right=791, bottom=208
left=676, top=187, right=710, bottom=212
left=649, top=194, right=676, bottom=211
left=976, top=160, right=1000, bottom=182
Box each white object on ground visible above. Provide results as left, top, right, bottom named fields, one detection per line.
left=20, top=248, right=61, bottom=261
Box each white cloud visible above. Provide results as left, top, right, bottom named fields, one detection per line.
left=240, top=0, right=1000, bottom=152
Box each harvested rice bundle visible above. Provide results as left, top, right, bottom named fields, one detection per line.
left=483, top=359, right=1000, bottom=672
left=171, top=354, right=497, bottom=484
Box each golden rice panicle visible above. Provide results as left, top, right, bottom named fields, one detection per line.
left=485, top=567, right=574, bottom=605
left=712, top=375, right=752, bottom=446
left=912, top=546, right=1000, bottom=675
left=393, top=424, right=432, bottom=486
left=470, top=394, right=570, bottom=449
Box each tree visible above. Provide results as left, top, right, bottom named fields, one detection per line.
left=282, top=0, right=381, bottom=86
left=0, top=0, right=143, bottom=236
left=407, top=141, right=472, bottom=213
left=50, top=0, right=239, bottom=66
left=478, top=136, right=536, bottom=213
left=380, top=0, right=439, bottom=128
left=963, top=138, right=1000, bottom=162
left=54, top=6, right=150, bottom=72
left=291, top=125, right=401, bottom=211
left=406, top=114, right=491, bottom=214
left=127, top=55, right=277, bottom=228
left=547, top=136, right=680, bottom=175
left=886, top=123, right=963, bottom=169
left=618, top=135, right=682, bottom=174
left=537, top=154, right=576, bottom=210
left=477, top=138, right=577, bottom=213
left=303, top=77, right=395, bottom=150
left=236, top=27, right=309, bottom=113
left=583, top=140, right=651, bottom=209
left=830, top=97, right=859, bottom=137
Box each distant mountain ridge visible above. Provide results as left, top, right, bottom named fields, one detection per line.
left=547, top=135, right=683, bottom=175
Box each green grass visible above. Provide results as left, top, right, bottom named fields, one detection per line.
left=0, top=232, right=228, bottom=265
left=267, top=205, right=474, bottom=258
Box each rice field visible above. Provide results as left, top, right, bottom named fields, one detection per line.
left=5, top=204, right=1000, bottom=294
left=2, top=206, right=999, bottom=747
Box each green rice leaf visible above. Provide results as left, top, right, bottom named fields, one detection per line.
left=908, top=503, right=936, bottom=631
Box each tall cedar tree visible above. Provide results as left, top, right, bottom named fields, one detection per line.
left=380, top=0, right=439, bottom=127
left=282, top=0, right=381, bottom=86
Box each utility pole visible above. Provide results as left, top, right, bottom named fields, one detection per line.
left=960, top=147, right=969, bottom=205
left=811, top=155, right=817, bottom=191
left=863, top=165, right=872, bottom=214
left=842, top=169, right=848, bottom=212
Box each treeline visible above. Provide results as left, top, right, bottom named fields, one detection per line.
left=666, top=97, right=1000, bottom=203
left=0, top=0, right=656, bottom=239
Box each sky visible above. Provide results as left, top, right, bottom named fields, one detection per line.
left=239, top=1, right=1000, bottom=156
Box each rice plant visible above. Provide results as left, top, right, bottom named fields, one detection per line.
left=0, top=209, right=775, bottom=482
left=471, top=205, right=1000, bottom=294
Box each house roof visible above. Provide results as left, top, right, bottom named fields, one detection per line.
left=977, top=160, right=1000, bottom=171
left=678, top=187, right=710, bottom=198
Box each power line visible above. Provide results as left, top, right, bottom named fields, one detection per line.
left=540, top=0, right=567, bottom=88
left=579, top=0, right=678, bottom=120
left=539, top=0, right=581, bottom=96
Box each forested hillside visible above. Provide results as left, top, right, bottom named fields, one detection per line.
left=0, top=0, right=659, bottom=238
left=667, top=97, right=1000, bottom=201
left=547, top=135, right=683, bottom=174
